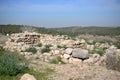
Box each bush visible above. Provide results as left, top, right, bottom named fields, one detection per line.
left=0, top=46, right=5, bottom=56
left=26, top=47, right=37, bottom=54
left=57, top=45, right=67, bottom=49
left=114, top=41, right=120, bottom=49
left=96, top=48, right=105, bottom=56
left=50, top=56, right=66, bottom=64
left=106, top=54, right=120, bottom=72
left=89, top=48, right=105, bottom=56
left=41, top=48, right=50, bottom=53
left=0, top=51, right=29, bottom=76
left=36, top=43, right=42, bottom=47
left=45, top=44, right=52, bottom=48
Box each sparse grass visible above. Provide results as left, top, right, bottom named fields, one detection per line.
left=89, top=48, right=105, bottom=56
left=96, top=48, right=105, bottom=56
left=86, top=40, right=96, bottom=45
left=41, top=45, right=52, bottom=53
left=36, top=43, right=42, bottom=47
left=0, top=48, right=54, bottom=80
left=0, top=46, right=5, bottom=56
left=57, top=45, right=67, bottom=49
left=41, top=48, right=51, bottom=53
left=22, top=68, right=54, bottom=80
left=45, top=44, right=52, bottom=48
left=114, top=41, right=120, bottom=49
left=0, top=51, right=29, bottom=76
left=0, top=67, right=54, bottom=80
left=106, top=54, right=120, bottom=72
left=26, top=47, right=37, bottom=54
left=50, top=56, right=66, bottom=64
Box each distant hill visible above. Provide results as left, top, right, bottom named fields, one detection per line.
left=0, top=25, right=120, bottom=37
left=50, top=26, right=120, bottom=36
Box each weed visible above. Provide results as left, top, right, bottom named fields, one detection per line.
left=0, top=51, right=29, bottom=76
left=36, top=43, right=42, bottom=47
left=41, top=48, right=50, bottom=53
left=50, top=56, right=66, bottom=64
left=45, top=44, right=52, bottom=48
left=114, top=41, right=120, bottom=49
left=26, top=47, right=37, bottom=54
left=57, top=45, right=67, bottom=49
left=106, top=54, right=120, bottom=72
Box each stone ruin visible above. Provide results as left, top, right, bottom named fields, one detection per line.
left=10, top=31, right=41, bottom=44
left=4, top=31, right=120, bottom=66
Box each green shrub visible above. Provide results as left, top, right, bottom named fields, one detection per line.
left=89, top=48, right=105, bottom=56
left=106, top=54, right=120, bottom=72
left=0, top=51, right=29, bottom=76
left=26, top=47, right=37, bottom=54
left=57, top=45, right=67, bottom=49
left=96, top=48, right=105, bottom=56
left=45, top=44, right=52, bottom=48
left=36, top=43, right=42, bottom=47
left=0, top=46, right=5, bottom=56
left=50, top=56, right=66, bottom=64
left=114, top=41, right=120, bottom=49
left=41, top=48, right=50, bottom=53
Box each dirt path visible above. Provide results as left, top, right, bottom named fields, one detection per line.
left=31, top=60, right=120, bottom=80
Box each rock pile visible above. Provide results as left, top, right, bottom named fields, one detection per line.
left=4, top=32, right=120, bottom=66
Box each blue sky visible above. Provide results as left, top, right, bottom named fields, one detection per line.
left=0, top=0, right=120, bottom=27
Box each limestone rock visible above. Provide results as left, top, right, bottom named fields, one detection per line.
left=63, top=54, right=70, bottom=59
left=69, top=57, right=82, bottom=64
left=65, top=48, right=73, bottom=55
left=20, top=73, right=36, bottom=80
left=72, top=48, right=89, bottom=60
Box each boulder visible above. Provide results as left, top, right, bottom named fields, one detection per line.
left=63, top=54, right=70, bottom=59
left=20, top=73, right=36, bottom=80
left=72, top=48, right=89, bottom=60
left=65, top=48, right=73, bottom=55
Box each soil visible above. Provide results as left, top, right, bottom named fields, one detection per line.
left=31, top=60, right=120, bottom=80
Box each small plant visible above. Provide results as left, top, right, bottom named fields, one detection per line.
left=45, top=44, right=52, bottom=48
left=0, top=46, right=5, bottom=56
left=57, top=45, right=67, bottom=49
left=36, top=43, right=42, bottom=47
left=96, top=48, right=105, bottom=56
left=89, top=48, right=105, bottom=56
left=26, top=47, right=37, bottom=54
left=86, top=40, right=96, bottom=45
left=106, top=54, right=120, bottom=72
left=50, top=56, right=66, bottom=64
left=0, top=51, right=29, bottom=76
left=41, top=48, right=50, bottom=53
left=114, top=41, right=120, bottom=49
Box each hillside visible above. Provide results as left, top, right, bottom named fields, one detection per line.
left=51, top=26, right=120, bottom=36
left=0, top=25, right=120, bottom=37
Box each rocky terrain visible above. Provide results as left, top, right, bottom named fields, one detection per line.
left=2, top=31, right=120, bottom=80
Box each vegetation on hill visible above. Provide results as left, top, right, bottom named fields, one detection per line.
left=0, top=25, right=120, bottom=37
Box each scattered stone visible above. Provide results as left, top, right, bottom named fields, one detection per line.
left=87, top=45, right=94, bottom=50
left=20, top=73, right=36, bottom=80
left=52, top=50, right=60, bottom=55
left=65, top=48, right=73, bottom=55
left=63, top=54, right=70, bottom=59
left=69, top=57, right=82, bottom=64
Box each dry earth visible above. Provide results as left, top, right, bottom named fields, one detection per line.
left=31, top=60, right=120, bottom=80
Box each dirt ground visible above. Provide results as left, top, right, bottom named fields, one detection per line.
left=31, top=60, right=120, bottom=80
